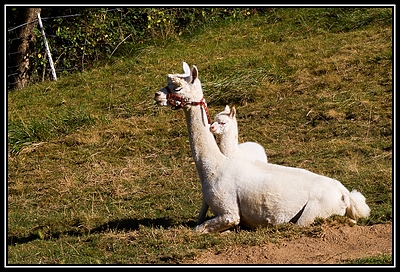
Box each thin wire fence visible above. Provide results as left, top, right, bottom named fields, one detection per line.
left=6, top=9, right=127, bottom=88
left=6, top=8, right=259, bottom=89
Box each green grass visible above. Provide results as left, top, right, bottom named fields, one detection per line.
left=345, top=253, right=392, bottom=265
left=7, top=8, right=392, bottom=265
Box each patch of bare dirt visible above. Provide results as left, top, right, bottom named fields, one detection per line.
left=185, top=223, right=392, bottom=265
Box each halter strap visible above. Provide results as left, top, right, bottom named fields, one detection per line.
left=165, top=86, right=211, bottom=124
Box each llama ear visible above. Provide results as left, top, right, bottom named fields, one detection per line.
left=224, top=105, right=230, bottom=113
left=229, top=106, right=236, bottom=118
left=190, top=65, right=198, bottom=84
left=182, top=62, right=191, bottom=77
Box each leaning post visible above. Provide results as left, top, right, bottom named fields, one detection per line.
left=37, top=13, right=57, bottom=81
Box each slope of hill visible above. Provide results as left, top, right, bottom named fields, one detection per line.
left=7, top=8, right=393, bottom=265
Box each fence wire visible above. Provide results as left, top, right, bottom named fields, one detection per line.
left=6, top=7, right=260, bottom=89
left=6, top=8, right=123, bottom=88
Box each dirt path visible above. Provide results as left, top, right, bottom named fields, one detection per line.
left=185, top=223, right=392, bottom=265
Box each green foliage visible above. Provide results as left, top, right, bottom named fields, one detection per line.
left=346, top=254, right=392, bottom=265
left=10, top=7, right=258, bottom=87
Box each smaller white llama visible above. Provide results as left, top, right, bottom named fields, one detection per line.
left=210, top=105, right=268, bottom=163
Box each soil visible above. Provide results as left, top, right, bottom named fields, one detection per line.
left=185, top=223, right=393, bottom=265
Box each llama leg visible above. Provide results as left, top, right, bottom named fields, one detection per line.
left=197, top=200, right=209, bottom=225
left=295, top=198, right=346, bottom=226
left=294, top=200, right=328, bottom=226
left=289, top=202, right=308, bottom=224
left=195, top=214, right=240, bottom=233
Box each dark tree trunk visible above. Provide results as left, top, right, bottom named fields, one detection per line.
left=13, top=8, right=42, bottom=90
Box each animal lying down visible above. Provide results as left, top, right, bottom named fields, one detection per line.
left=210, top=105, right=268, bottom=163
left=198, top=157, right=370, bottom=232
left=154, top=61, right=370, bottom=233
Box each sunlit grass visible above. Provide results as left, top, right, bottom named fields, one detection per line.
left=345, top=254, right=392, bottom=265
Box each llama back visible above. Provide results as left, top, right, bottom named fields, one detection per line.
left=238, top=142, right=268, bottom=162
left=251, top=160, right=370, bottom=224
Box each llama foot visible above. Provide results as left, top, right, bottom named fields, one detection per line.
left=195, top=215, right=240, bottom=233
left=195, top=223, right=209, bottom=233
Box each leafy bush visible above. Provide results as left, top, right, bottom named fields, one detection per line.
left=9, top=7, right=259, bottom=87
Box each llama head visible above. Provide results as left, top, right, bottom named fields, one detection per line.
left=154, top=62, right=203, bottom=108
left=210, top=105, right=237, bottom=134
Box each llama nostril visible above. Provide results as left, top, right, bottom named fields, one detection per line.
left=155, top=92, right=160, bottom=97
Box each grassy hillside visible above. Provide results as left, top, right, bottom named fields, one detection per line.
left=7, top=8, right=392, bottom=264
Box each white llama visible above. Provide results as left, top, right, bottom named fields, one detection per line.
left=210, top=105, right=268, bottom=163
left=154, top=62, right=370, bottom=233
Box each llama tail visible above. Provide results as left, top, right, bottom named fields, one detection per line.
left=343, top=189, right=370, bottom=221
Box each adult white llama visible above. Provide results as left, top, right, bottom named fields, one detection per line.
left=210, top=105, right=268, bottom=162
left=154, top=62, right=370, bottom=233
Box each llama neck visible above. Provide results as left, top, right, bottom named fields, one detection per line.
left=219, top=119, right=239, bottom=157
left=183, top=105, right=226, bottom=181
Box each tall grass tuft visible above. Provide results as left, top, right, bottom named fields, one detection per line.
left=8, top=108, right=96, bottom=154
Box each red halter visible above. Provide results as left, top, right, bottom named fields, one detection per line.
left=165, top=86, right=211, bottom=124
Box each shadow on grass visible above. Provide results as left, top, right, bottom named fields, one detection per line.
left=90, top=217, right=194, bottom=233
left=8, top=217, right=198, bottom=246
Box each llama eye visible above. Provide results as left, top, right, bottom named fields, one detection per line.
left=220, top=122, right=226, bottom=125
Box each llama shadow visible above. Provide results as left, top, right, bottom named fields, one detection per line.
left=8, top=217, right=198, bottom=246
left=91, top=217, right=197, bottom=233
